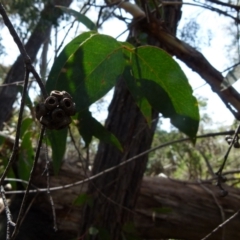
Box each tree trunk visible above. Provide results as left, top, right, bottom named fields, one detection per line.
left=79, top=1, right=183, bottom=239
left=0, top=0, right=73, bottom=129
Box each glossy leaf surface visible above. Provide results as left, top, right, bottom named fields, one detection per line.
left=125, top=46, right=199, bottom=140
left=46, top=33, right=125, bottom=112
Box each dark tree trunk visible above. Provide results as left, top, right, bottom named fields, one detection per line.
left=79, top=80, right=158, bottom=239
left=79, top=1, right=183, bottom=239
left=0, top=0, right=73, bottom=129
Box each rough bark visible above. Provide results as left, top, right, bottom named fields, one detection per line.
left=79, top=79, right=159, bottom=239
left=0, top=0, right=73, bottom=129
left=137, top=177, right=240, bottom=240
left=79, top=2, right=183, bottom=239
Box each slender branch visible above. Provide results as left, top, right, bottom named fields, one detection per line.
left=0, top=3, right=47, bottom=98
left=199, top=182, right=226, bottom=240
left=3, top=130, right=235, bottom=195
left=205, top=0, right=240, bottom=10
left=0, top=67, right=30, bottom=186
left=201, top=209, right=240, bottom=240
left=215, top=124, right=240, bottom=195
left=216, top=124, right=240, bottom=175
left=198, top=147, right=215, bottom=177
left=0, top=4, right=30, bottom=62
left=141, top=17, right=240, bottom=120
left=161, top=1, right=240, bottom=23
left=0, top=186, right=15, bottom=240
left=11, top=126, right=45, bottom=240
left=44, top=142, right=58, bottom=231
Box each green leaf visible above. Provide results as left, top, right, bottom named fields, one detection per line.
left=120, top=42, right=152, bottom=126
left=89, top=227, right=99, bottom=236
left=18, top=131, right=34, bottom=181
left=46, top=128, right=68, bottom=175
left=46, top=31, right=96, bottom=91
left=77, top=110, right=122, bottom=151
left=126, top=46, right=199, bottom=140
left=56, top=6, right=97, bottom=31
left=17, top=85, right=33, bottom=111
left=73, top=193, right=93, bottom=207
left=46, top=33, right=125, bottom=112
left=152, top=207, right=172, bottom=214
left=122, top=222, right=141, bottom=240
left=20, top=117, right=33, bottom=139
left=124, top=66, right=152, bottom=126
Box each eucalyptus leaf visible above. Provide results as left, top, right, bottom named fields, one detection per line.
left=46, top=33, right=125, bottom=112
left=126, top=46, right=199, bottom=140
left=18, top=131, right=34, bottom=181
left=121, top=42, right=152, bottom=126
left=47, top=128, right=68, bottom=175
left=78, top=110, right=122, bottom=151
left=56, top=6, right=97, bottom=30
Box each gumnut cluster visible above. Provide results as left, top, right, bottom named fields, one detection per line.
left=35, top=90, right=76, bottom=130
left=225, top=135, right=240, bottom=148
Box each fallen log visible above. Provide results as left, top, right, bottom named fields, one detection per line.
left=1, top=161, right=240, bottom=240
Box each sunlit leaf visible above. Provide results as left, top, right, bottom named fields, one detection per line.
left=121, top=42, right=152, bottom=126
left=125, top=46, right=199, bottom=140
left=46, top=33, right=125, bottom=113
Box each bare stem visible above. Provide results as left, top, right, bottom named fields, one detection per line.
left=0, top=68, right=30, bottom=186
left=0, top=3, right=48, bottom=98
left=11, top=126, right=45, bottom=240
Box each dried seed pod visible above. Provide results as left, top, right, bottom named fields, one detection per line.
left=51, top=108, right=66, bottom=123
left=50, top=90, right=64, bottom=101
left=35, top=103, right=47, bottom=120
left=55, top=116, right=72, bottom=130
left=60, top=98, right=76, bottom=116
left=62, top=91, right=72, bottom=99
left=45, top=96, right=59, bottom=110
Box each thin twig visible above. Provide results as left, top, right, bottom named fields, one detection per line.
left=0, top=68, right=30, bottom=186
left=0, top=186, right=15, bottom=240
left=205, top=0, right=240, bottom=10
left=0, top=4, right=30, bottom=62
left=44, top=142, right=58, bottom=231
left=68, top=127, right=136, bottom=215
left=215, top=124, right=240, bottom=194
left=0, top=79, right=34, bottom=88
left=198, top=147, right=215, bottom=177
left=0, top=3, right=47, bottom=98
left=199, top=182, right=226, bottom=240
left=3, top=130, right=235, bottom=195
left=11, top=126, right=45, bottom=240
left=201, top=209, right=240, bottom=240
